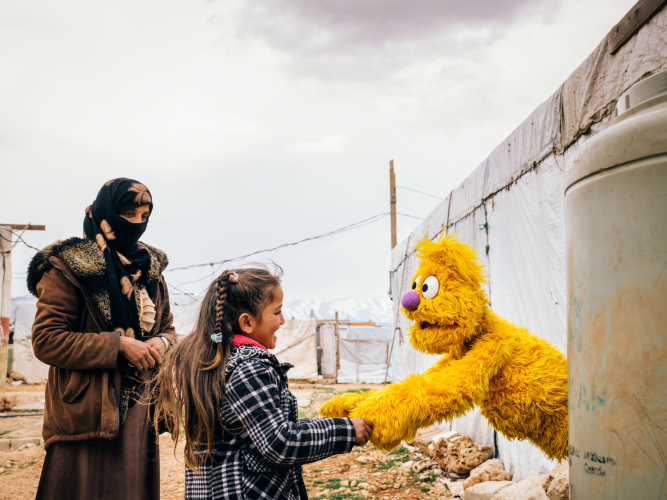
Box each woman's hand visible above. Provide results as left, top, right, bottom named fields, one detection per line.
left=119, top=336, right=161, bottom=370
left=351, top=418, right=373, bottom=446
left=145, top=337, right=167, bottom=360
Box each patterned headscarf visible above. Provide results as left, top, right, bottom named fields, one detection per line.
left=84, top=178, right=154, bottom=419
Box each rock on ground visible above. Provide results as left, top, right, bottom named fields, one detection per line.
left=463, top=480, right=514, bottom=499
left=463, top=458, right=513, bottom=490
left=437, top=435, right=494, bottom=474
left=493, top=475, right=549, bottom=500
left=542, top=461, right=569, bottom=500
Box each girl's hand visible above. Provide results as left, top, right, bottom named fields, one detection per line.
left=351, top=418, right=373, bottom=446
left=119, top=336, right=161, bottom=370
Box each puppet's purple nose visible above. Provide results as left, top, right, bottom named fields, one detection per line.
left=401, top=290, right=420, bottom=311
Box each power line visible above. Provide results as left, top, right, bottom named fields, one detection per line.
left=166, top=212, right=390, bottom=272
left=396, top=186, right=443, bottom=201
left=0, top=230, right=40, bottom=251
left=167, top=212, right=424, bottom=273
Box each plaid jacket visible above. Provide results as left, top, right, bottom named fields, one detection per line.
left=185, top=346, right=356, bottom=499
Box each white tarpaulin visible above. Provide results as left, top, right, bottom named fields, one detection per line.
left=389, top=7, right=667, bottom=482
left=12, top=300, right=48, bottom=383
left=337, top=326, right=392, bottom=384
left=272, top=319, right=318, bottom=381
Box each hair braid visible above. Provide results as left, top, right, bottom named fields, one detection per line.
left=214, top=271, right=233, bottom=334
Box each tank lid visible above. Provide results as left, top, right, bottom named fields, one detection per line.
left=614, top=70, right=667, bottom=118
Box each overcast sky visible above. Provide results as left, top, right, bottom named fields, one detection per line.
left=1, top=0, right=635, bottom=304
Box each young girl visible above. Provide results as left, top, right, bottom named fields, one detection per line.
left=153, top=266, right=373, bottom=499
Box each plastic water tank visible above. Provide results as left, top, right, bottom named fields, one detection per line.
left=565, top=71, right=667, bottom=499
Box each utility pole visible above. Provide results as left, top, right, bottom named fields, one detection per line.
left=334, top=311, right=340, bottom=381
left=0, top=224, right=45, bottom=395
left=390, top=160, right=397, bottom=249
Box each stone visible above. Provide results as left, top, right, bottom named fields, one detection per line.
left=394, top=483, right=401, bottom=489
left=357, top=483, right=369, bottom=490
left=400, top=460, right=414, bottom=469
left=350, top=480, right=357, bottom=488
left=360, top=491, right=369, bottom=498
left=368, top=486, right=378, bottom=493
left=448, top=481, right=467, bottom=497
left=543, top=462, right=569, bottom=500
left=419, top=474, right=430, bottom=482
left=463, top=459, right=513, bottom=490
left=340, top=480, right=349, bottom=487
left=492, top=475, right=549, bottom=500
left=463, top=480, right=513, bottom=500
left=412, top=459, right=433, bottom=473
left=437, top=435, right=494, bottom=474
left=413, top=426, right=461, bottom=455
left=0, top=396, right=13, bottom=412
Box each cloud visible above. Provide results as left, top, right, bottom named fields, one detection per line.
left=232, top=0, right=555, bottom=81
left=285, top=135, right=352, bottom=155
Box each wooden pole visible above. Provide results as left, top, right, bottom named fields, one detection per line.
left=334, top=311, right=340, bottom=382
left=0, top=224, right=44, bottom=395
left=390, top=160, right=397, bottom=249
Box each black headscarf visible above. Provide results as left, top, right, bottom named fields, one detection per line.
left=84, top=178, right=153, bottom=414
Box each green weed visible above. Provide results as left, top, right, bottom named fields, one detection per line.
left=420, top=486, right=431, bottom=493
left=390, top=446, right=408, bottom=455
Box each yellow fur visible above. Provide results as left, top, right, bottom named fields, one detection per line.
left=320, top=234, right=568, bottom=460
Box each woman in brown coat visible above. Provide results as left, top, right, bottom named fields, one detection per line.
left=28, top=178, right=178, bottom=500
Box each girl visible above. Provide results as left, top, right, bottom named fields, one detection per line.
left=29, top=178, right=177, bottom=499
left=153, top=266, right=373, bottom=499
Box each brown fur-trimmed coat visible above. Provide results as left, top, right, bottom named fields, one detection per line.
left=27, top=237, right=177, bottom=449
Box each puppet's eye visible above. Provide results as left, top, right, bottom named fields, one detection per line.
left=421, top=276, right=439, bottom=299
left=411, top=276, right=422, bottom=291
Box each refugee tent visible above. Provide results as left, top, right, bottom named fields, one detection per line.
left=272, top=319, right=318, bottom=381
left=337, top=325, right=393, bottom=384
left=319, top=323, right=393, bottom=383
left=389, top=8, right=667, bottom=482
left=12, top=300, right=48, bottom=383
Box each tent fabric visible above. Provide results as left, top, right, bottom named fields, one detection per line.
left=389, top=8, right=667, bottom=482
left=12, top=300, right=48, bottom=383
left=272, top=319, right=318, bottom=381
left=337, top=326, right=392, bottom=384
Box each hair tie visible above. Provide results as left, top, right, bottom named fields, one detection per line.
left=229, top=272, right=239, bottom=283
left=211, top=332, right=223, bottom=343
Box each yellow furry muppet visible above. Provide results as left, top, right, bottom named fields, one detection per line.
left=320, top=234, right=568, bottom=460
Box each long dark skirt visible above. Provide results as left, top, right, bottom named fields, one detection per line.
left=35, top=387, right=159, bottom=500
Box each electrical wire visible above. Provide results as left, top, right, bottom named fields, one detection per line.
left=166, top=212, right=390, bottom=272
left=0, top=229, right=40, bottom=251
left=397, top=186, right=443, bottom=201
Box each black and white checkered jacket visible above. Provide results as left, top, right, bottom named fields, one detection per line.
left=185, top=345, right=356, bottom=499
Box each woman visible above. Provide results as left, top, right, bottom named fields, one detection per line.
left=28, top=178, right=178, bottom=500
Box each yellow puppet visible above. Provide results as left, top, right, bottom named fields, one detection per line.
left=320, top=234, right=568, bottom=460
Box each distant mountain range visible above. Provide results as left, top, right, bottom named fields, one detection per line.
left=282, top=296, right=395, bottom=326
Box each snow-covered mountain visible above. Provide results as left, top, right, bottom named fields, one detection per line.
left=282, top=296, right=394, bottom=326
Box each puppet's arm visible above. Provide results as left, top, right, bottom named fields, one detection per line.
left=319, top=353, right=455, bottom=418
left=347, top=334, right=511, bottom=450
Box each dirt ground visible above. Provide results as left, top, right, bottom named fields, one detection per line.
left=0, top=383, right=455, bottom=499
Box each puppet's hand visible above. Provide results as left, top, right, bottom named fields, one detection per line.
left=319, top=390, right=376, bottom=418
left=349, top=383, right=423, bottom=451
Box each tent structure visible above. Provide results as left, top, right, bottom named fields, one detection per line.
left=319, top=323, right=393, bottom=384
left=388, top=6, right=667, bottom=482
left=272, top=319, right=319, bottom=382
left=12, top=300, right=48, bottom=383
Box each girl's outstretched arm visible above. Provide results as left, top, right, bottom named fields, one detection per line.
left=226, top=360, right=356, bottom=466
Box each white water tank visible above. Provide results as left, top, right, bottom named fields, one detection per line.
left=565, top=71, right=667, bottom=499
